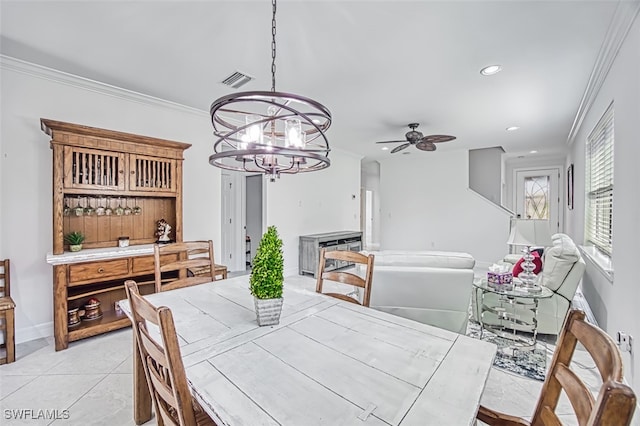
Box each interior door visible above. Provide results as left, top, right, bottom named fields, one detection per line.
left=514, top=168, right=561, bottom=234
left=221, top=173, right=233, bottom=268
left=245, top=174, right=263, bottom=270
left=361, top=189, right=374, bottom=249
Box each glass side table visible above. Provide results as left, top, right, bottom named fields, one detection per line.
left=473, top=277, right=553, bottom=353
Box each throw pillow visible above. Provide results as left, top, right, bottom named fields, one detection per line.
left=513, top=251, right=542, bottom=277
left=532, top=247, right=544, bottom=257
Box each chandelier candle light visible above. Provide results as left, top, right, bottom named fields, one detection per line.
left=209, top=0, right=332, bottom=182
left=507, top=219, right=553, bottom=292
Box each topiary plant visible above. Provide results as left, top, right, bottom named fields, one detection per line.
left=250, top=226, right=284, bottom=300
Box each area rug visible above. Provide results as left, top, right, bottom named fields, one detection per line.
left=466, top=321, right=548, bottom=381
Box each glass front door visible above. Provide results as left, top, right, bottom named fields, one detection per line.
left=515, top=168, right=561, bottom=234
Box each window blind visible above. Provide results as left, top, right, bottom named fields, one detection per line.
left=585, top=103, right=614, bottom=256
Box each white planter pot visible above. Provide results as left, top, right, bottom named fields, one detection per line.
left=254, top=297, right=283, bottom=326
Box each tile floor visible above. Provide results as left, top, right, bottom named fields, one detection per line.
left=1, top=277, right=638, bottom=425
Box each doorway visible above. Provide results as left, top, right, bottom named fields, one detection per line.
left=220, top=172, right=237, bottom=270
left=221, top=172, right=265, bottom=272
left=361, top=189, right=373, bottom=249
left=514, top=167, right=562, bottom=234
left=245, top=175, right=263, bottom=271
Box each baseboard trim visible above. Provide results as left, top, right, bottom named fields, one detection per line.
left=16, top=321, right=53, bottom=345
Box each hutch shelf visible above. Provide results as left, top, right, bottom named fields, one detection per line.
left=42, top=119, right=191, bottom=351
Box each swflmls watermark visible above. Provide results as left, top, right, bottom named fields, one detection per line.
left=4, top=409, right=70, bottom=420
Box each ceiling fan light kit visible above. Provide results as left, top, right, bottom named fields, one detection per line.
left=209, top=0, right=331, bottom=182
left=376, top=123, right=456, bottom=153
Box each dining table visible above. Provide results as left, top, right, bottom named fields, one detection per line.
left=118, top=274, right=496, bottom=426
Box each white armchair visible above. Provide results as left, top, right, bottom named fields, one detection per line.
left=359, top=250, right=476, bottom=334
left=472, top=233, right=585, bottom=335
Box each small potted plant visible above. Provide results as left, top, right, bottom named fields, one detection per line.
left=250, top=226, right=284, bottom=326
left=64, top=231, right=85, bottom=252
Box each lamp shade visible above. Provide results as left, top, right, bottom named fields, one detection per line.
left=507, top=219, right=553, bottom=247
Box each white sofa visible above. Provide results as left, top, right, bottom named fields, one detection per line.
left=471, top=233, right=585, bottom=335
left=359, top=250, right=476, bottom=334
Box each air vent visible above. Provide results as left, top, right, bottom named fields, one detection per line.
left=220, top=71, right=254, bottom=89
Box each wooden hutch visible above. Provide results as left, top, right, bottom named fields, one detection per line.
left=42, top=119, right=191, bottom=350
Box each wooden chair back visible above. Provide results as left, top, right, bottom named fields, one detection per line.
left=124, top=280, right=201, bottom=426
left=315, top=249, right=374, bottom=307
left=154, top=241, right=216, bottom=292
left=477, top=309, right=637, bottom=426
left=0, top=259, right=16, bottom=364
left=0, top=258, right=10, bottom=298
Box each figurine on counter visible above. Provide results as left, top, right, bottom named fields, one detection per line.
left=156, top=219, right=172, bottom=244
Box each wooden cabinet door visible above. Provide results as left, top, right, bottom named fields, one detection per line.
left=63, top=146, right=126, bottom=190
left=129, top=154, right=177, bottom=193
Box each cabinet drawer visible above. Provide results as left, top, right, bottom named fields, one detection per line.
left=68, top=259, right=130, bottom=285
left=132, top=254, right=178, bottom=274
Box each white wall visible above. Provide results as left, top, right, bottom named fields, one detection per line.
left=0, top=57, right=221, bottom=343
left=379, top=150, right=512, bottom=265
left=567, top=16, right=640, bottom=392
left=265, top=149, right=361, bottom=275
left=469, top=147, right=504, bottom=206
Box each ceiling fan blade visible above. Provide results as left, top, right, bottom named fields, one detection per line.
left=416, top=140, right=437, bottom=151
left=391, top=143, right=411, bottom=153
left=375, top=140, right=408, bottom=144
left=422, top=134, right=456, bottom=143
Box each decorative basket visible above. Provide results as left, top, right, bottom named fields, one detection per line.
left=487, top=271, right=513, bottom=285
left=254, top=297, right=283, bottom=326
left=487, top=272, right=514, bottom=291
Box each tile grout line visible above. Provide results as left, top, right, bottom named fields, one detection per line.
left=47, top=373, right=111, bottom=426
left=0, top=374, right=39, bottom=402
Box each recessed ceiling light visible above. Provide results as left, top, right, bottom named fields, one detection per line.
left=480, top=64, right=502, bottom=76
left=529, top=150, right=538, bottom=154
left=506, top=126, right=520, bottom=131
left=381, top=147, right=389, bottom=151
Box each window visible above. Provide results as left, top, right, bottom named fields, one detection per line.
left=524, top=175, right=550, bottom=219
left=585, top=103, right=614, bottom=256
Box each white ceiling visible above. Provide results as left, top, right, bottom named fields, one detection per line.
left=0, top=1, right=620, bottom=160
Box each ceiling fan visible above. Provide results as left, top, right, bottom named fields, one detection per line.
left=375, top=123, right=456, bottom=153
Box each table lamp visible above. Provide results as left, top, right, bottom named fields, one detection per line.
left=507, top=219, right=553, bottom=291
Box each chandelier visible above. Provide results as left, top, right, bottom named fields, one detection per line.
left=209, top=0, right=332, bottom=182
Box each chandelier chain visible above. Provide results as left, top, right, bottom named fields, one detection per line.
left=209, top=0, right=332, bottom=181
left=271, top=0, right=277, bottom=92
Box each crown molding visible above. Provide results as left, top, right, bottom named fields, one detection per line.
left=0, top=55, right=364, bottom=165
left=0, top=55, right=208, bottom=117
left=567, top=1, right=640, bottom=145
